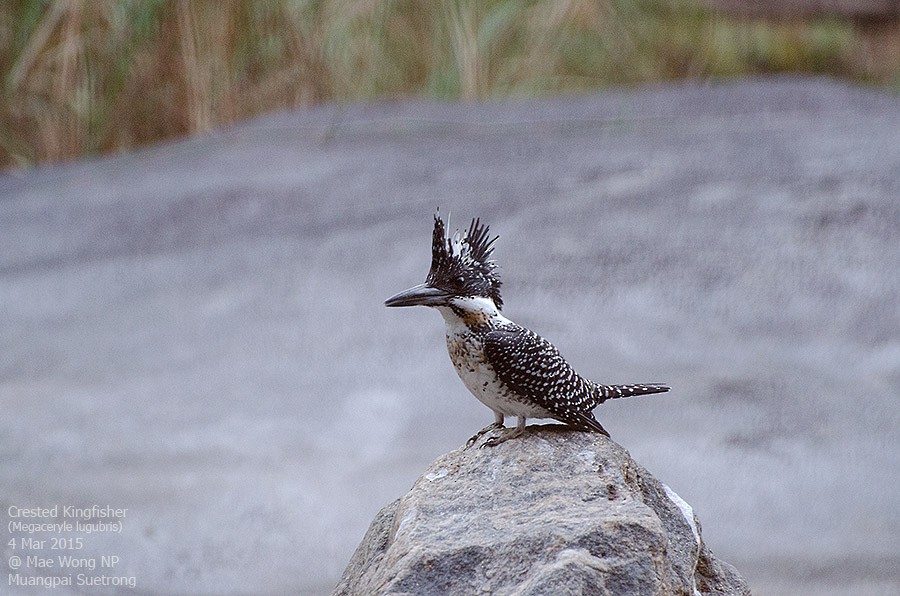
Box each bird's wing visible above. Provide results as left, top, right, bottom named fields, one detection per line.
left=482, top=326, right=606, bottom=433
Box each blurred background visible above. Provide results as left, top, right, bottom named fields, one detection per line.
left=3, top=2, right=900, bottom=595
left=2, top=0, right=900, bottom=170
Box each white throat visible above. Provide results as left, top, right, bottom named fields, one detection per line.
left=435, top=296, right=511, bottom=329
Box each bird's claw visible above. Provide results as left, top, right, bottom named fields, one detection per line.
left=479, top=426, right=525, bottom=448
left=465, top=422, right=504, bottom=449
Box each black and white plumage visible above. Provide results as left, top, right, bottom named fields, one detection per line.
left=385, top=213, right=669, bottom=446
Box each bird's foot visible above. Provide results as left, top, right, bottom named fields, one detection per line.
left=465, top=422, right=504, bottom=449
left=481, top=425, right=526, bottom=448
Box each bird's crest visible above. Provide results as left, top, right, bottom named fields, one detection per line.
left=427, top=211, right=503, bottom=310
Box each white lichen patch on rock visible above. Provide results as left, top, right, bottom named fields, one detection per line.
left=663, top=483, right=702, bottom=596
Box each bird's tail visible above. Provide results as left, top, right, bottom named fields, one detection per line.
left=595, top=383, right=669, bottom=404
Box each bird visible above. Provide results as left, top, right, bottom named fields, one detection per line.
left=384, top=212, right=669, bottom=447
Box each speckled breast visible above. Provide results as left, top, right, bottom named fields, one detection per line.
left=445, top=330, right=552, bottom=419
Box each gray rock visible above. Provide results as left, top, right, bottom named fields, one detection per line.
left=335, top=426, right=749, bottom=595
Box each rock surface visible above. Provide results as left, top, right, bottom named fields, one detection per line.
left=335, top=426, right=749, bottom=595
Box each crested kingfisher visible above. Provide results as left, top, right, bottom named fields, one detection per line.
left=385, top=213, right=669, bottom=446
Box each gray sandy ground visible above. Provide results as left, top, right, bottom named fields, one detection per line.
left=1, top=76, right=899, bottom=594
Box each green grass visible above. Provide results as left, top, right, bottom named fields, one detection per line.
left=1, top=0, right=896, bottom=169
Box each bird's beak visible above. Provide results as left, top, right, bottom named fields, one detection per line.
left=384, top=283, right=451, bottom=307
